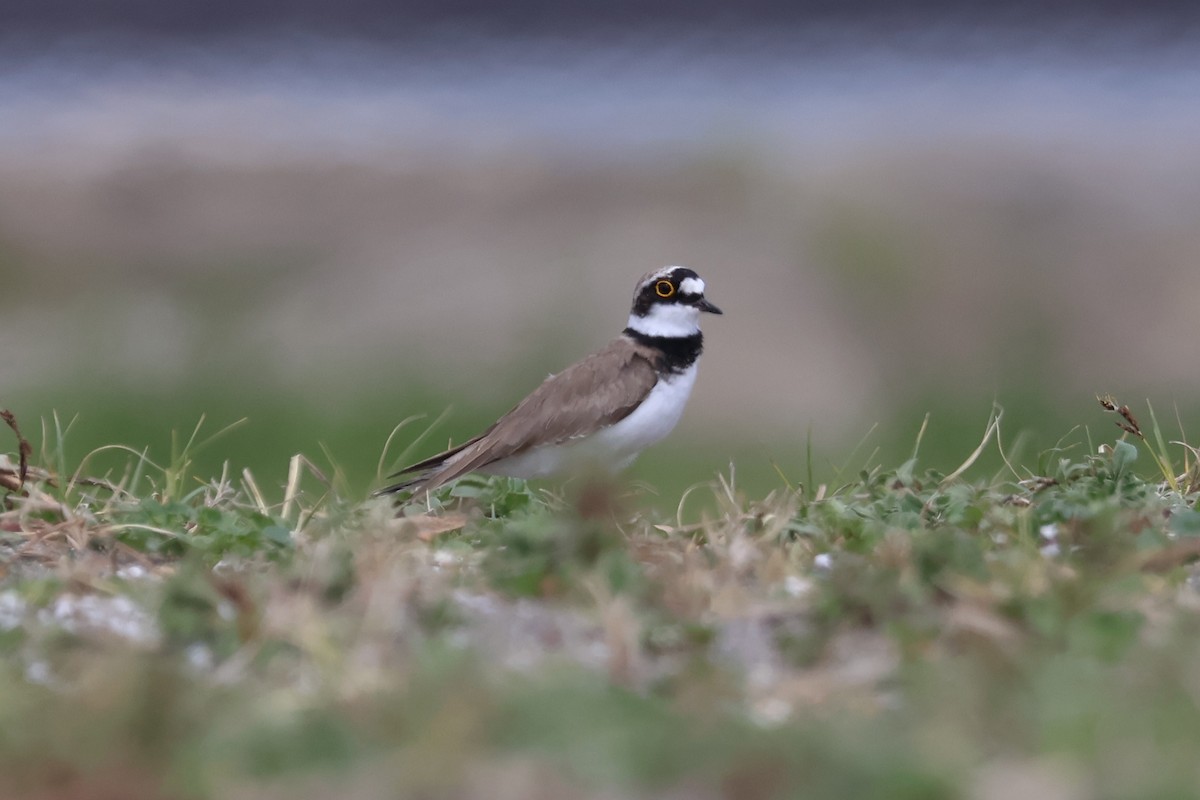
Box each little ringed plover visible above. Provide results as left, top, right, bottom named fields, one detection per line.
left=377, top=266, right=722, bottom=497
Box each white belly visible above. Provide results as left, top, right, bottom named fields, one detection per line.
left=483, top=362, right=699, bottom=479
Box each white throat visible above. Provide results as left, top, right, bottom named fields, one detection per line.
left=627, top=303, right=702, bottom=338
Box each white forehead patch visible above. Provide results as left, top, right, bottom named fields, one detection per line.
left=679, top=276, right=705, bottom=295
left=645, top=265, right=678, bottom=283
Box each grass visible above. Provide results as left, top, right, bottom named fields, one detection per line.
left=1, top=399, right=1200, bottom=799
left=6, top=382, right=789, bottom=514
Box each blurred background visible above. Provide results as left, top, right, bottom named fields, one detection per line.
left=3, top=2, right=1200, bottom=504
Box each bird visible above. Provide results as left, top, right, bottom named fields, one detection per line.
left=376, top=266, right=722, bottom=498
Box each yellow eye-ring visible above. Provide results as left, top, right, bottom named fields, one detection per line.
left=655, top=280, right=675, bottom=298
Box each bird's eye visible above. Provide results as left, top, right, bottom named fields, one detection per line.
left=655, top=280, right=675, bottom=298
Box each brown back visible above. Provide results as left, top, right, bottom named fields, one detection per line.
left=428, top=335, right=661, bottom=485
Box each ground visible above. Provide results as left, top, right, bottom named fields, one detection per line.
left=2, top=402, right=1200, bottom=799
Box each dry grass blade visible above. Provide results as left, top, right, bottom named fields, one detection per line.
left=68, top=444, right=164, bottom=494
left=401, top=511, right=471, bottom=542
left=282, top=454, right=303, bottom=520
left=941, top=405, right=1002, bottom=485
left=104, top=522, right=186, bottom=540
left=242, top=468, right=270, bottom=514
left=1171, top=441, right=1200, bottom=495
left=375, top=409, right=454, bottom=484
left=0, top=457, right=27, bottom=494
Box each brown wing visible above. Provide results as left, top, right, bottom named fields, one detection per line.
left=389, top=336, right=660, bottom=494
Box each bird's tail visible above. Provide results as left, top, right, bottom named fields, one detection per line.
left=373, top=440, right=475, bottom=498
left=372, top=471, right=435, bottom=497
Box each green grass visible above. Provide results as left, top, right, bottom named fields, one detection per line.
left=16, top=373, right=1187, bottom=518
left=5, top=381, right=767, bottom=512
left=1, top=401, right=1199, bottom=799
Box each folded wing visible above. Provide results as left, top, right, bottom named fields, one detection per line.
left=377, top=336, right=660, bottom=495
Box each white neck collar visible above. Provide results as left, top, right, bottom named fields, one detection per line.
left=627, top=303, right=702, bottom=338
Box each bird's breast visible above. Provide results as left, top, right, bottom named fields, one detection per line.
left=589, top=361, right=699, bottom=455
left=481, top=361, right=700, bottom=480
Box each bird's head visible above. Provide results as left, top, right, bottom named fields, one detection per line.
left=627, top=266, right=722, bottom=337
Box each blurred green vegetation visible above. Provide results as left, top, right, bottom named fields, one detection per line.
left=9, top=376, right=1198, bottom=514
left=7, top=380, right=758, bottom=508
left=4, top=143, right=1199, bottom=513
